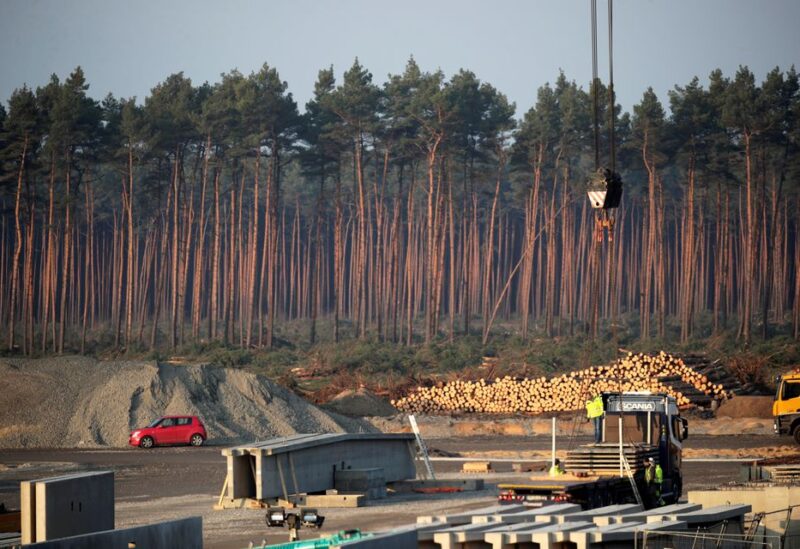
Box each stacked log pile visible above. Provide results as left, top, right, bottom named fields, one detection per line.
left=391, top=351, right=730, bottom=415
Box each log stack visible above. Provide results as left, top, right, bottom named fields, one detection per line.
left=391, top=351, right=729, bottom=415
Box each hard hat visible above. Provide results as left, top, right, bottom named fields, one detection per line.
left=647, top=457, right=655, bottom=463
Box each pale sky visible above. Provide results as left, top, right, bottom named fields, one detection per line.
left=1, top=0, right=798, bottom=117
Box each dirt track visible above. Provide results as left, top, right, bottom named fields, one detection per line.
left=0, top=433, right=789, bottom=548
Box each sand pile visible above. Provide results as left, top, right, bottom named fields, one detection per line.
left=0, top=357, right=373, bottom=448
left=323, top=388, right=398, bottom=417
left=716, top=395, right=774, bottom=419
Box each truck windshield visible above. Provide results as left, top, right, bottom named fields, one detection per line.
left=782, top=381, right=800, bottom=400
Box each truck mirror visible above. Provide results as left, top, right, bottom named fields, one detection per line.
left=680, top=417, right=689, bottom=441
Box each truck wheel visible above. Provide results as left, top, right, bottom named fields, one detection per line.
left=793, top=427, right=800, bottom=446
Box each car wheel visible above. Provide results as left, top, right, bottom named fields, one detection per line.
left=140, top=436, right=154, bottom=449
left=190, top=433, right=204, bottom=447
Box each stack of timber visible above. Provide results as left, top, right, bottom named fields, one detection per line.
left=677, top=354, right=750, bottom=395
left=392, top=351, right=730, bottom=415
left=564, top=443, right=659, bottom=474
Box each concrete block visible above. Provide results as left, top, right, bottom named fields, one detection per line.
left=334, top=468, right=386, bottom=499
left=294, top=493, right=365, bottom=508
left=20, top=471, right=114, bottom=543
left=24, top=516, right=202, bottom=549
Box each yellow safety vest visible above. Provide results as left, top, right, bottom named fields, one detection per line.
left=586, top=396, right=603, bottom=419
left=549, top=465, right=565, bottom=477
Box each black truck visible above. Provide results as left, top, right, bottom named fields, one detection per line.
left=498, top=392, right=689, bottom=509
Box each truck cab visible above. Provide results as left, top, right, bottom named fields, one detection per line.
left=773, top=373, right=800, bottom=444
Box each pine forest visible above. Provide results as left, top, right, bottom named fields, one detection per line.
left=0, top=59, right=798, bottom=361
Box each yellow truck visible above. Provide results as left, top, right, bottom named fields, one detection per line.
left=773, top=371, right=800, bottom=444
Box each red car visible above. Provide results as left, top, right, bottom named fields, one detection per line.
left=129, top=415, right=207, bottom=449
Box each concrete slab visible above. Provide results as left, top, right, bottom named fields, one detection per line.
left=417, top=504, right=526, bottom=525
left=471, top=503, right=581, bottom=524
left=24, top=516, right=201, bottom=549
left=618, top=502, right=703, bottom=523
left=670, top=504, right=751, bottom=524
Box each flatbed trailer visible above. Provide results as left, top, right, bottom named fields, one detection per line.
left=498, top=474, right=637, bottom=509
left=498, top=392, right=688, bottom=510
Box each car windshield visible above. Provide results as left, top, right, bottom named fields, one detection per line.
left=147, top=418, right=163, bottom=428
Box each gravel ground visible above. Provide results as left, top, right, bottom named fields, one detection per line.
left=0, top=434, right=770, bottom=548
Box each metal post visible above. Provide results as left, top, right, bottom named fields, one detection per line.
left=551, top=416, right=556, bottom=469
left=647, top=410, right=652, bottom=444
left=619, top=415, right=623, bottom=478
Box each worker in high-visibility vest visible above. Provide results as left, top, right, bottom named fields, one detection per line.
left=586, top=394, right=604, bottom=443
left=549, top=458, right=565, bottom=477
left=644, top=457, right=664, bottom=507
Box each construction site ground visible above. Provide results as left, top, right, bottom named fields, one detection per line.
left=1, top=433, right=792, bottom=549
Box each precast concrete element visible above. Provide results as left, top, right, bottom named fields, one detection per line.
left=485, top=521, right=597, bottom=548
left=330, top=526, right=418, bottom=549
left=334, top=468, right=386, bottom=499
left=21, top=471, right=114, bottom=544
left=433, top=521, right=513, bottom=549
left=559, top=503, right=642, bottom=523
left=617, top=502, right=703, bottom=523
left=417, top=504, right=527, bottom=525
left=221, top=433, right=416, bottom=501
left=470, top=503, right=582, bottom=524
left=564, top=519, right=686, bottom=549
left=419, top=502, right=752, bottom=549
left=690, top=486, right=800, bottom=546
left=23, top=516, right=202, bottom=549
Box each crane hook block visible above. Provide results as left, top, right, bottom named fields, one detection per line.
left=587, top=168, right=623, bottom=210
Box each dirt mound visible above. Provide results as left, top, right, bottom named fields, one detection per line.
left=323, top=388, right=398, bottom=417
left=716, top=395, right=774, bottom=419
left=0, top=357, right=374, bottom=448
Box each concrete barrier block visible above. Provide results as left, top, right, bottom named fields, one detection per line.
left=34, top=471, right=114, bottom=542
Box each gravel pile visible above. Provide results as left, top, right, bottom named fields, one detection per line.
left=0, top=357, right=373, bottom=448
left=322, top=388, right=398, bottom=418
